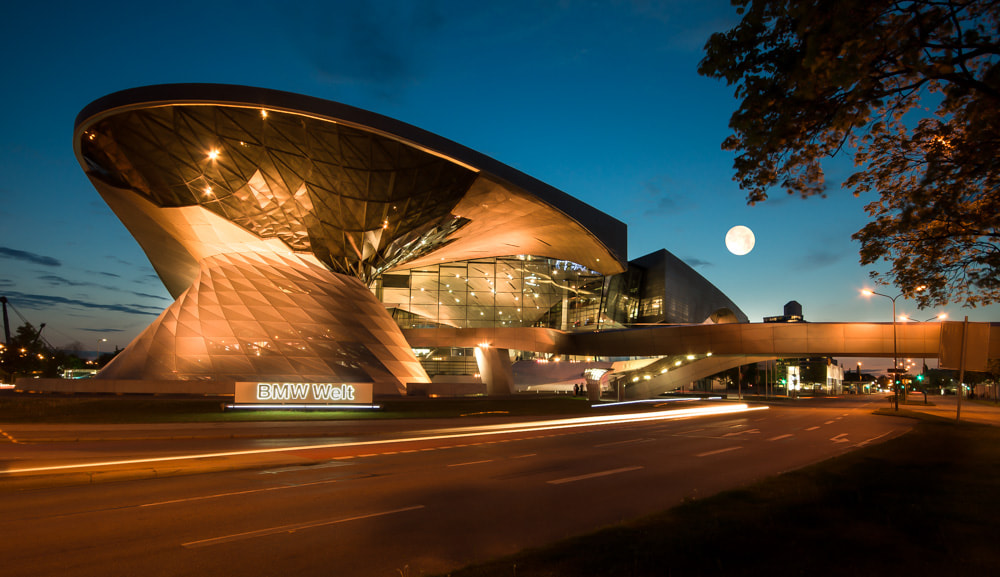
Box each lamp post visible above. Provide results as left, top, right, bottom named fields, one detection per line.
left=862, top=288, right=924, bottom=411
left=900, top=313, right=946, bottom=389
left=96, top=338, right=107, bottom=369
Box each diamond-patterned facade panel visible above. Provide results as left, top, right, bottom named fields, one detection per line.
left=97, top=252, right=430, bottom=395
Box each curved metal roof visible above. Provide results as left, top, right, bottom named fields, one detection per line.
left=74, top=84, right=627, bottom=290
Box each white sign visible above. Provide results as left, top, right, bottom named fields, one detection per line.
left=235, top=381, right=374, bottom=405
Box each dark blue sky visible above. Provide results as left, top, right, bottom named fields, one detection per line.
left=1, top=0, right=992, bottom=364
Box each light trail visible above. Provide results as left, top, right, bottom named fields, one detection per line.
left=1, top=403, right=766, bottom=476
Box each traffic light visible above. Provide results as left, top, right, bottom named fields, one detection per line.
left=916, top=374, right=925, bottom=382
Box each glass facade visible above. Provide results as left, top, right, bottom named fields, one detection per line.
left=375, top=256, right=641, bottom=331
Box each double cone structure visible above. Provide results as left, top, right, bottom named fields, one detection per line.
left=75, top=84, right=627, bottom=394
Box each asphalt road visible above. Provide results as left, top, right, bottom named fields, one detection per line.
left=0, top=397, right=912, bottom=577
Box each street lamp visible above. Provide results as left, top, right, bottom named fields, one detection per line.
left=900, top=313, right=947, bottom=385
left=862, top=287, right=926, bottom=411
left=96, top=338, right=108, bottom=369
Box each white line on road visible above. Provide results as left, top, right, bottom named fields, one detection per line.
left=831, top=433, right=850, bottom=443
left=513, top=454, right=536, bottom=459
left=182, top=505, right=425, bottom=548
left=855, top=430, right=896, bottom=447
left=594, top=438, right=655, bottom=448
left=767, top=434, right=794, bottom=442
left=142, top=479, right=340, bottom=508
left=824, top=420, right=836, bottom=425
left=696, top=446, right=744, bottom=457
left=804, top=426, right=820, bottom=431
left=447, top=459, right=494, bottom=467
left=547, top=466, right=644, bottom=485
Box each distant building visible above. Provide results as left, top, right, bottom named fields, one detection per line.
left=762, top=301, right=843, bottom=395
left=763, top=300, right=804, bottom=323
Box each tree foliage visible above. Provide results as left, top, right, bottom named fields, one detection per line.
left=0, top=322, right=82, bottom=380
left=699, top=0, right=1000, bottom=307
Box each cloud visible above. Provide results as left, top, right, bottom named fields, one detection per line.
left=0, top=246, right=60, bottom=267
left=38, top=274, right=88, bottom=287
left=684, top=257, right=713, bottom=268
left=795, top=249, right=844, bottom=270
left=131, top=292, right=170, bottom=301
left=105, top=255, right=136, bottom=268
left=3, top=291, right=163, bottom=316
left=637, top=176, right=692, bottom=218
left=37, top=274, right=169, bottom=301
left=87, top=270, right=121, bottom=279
left=78, top=327, right=126, bottom=333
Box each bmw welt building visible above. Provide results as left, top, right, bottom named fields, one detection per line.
left=68, top=84, right=746, bottom=398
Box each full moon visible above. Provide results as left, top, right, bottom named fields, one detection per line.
left=725, top=225, right=756, bottom=255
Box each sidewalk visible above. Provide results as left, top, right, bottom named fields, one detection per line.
left=890, top=394, right=1000, bottom=425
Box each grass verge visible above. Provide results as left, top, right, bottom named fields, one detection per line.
left=440, top=414, right=1000, bottom=576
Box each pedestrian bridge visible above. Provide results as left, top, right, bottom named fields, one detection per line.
left=404, top=321, right=997, bottom=398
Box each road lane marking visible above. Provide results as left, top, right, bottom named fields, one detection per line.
left=824, top=420, right=836, bottom=425
left=260, top=462, right=349, bottom=474
left=804, top=426, right=820, bottom=431
left=767, top=434, right=794, bottom=442
left=722, top=429, right=760, bottom=437
left=547, top=466, right=644, bottom=485
left=678, top=429, right=705, bottom=434
left=182, top=505, right=425, bottom=548
left=594, top=438, right=655, bottom=448
left=448, top=459, right=494, bottom=467
left=831, top=433, right=850, bottom=443
left=143, top=479, right=339, bottom=508
left=513, top=453, right=536, bottom=459
left=696, top=446, right=744, bottom=457
left=855, top=430, right=895, bottom=447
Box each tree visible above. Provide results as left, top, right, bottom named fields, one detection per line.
left=0, top=322, right=48, bottom=380
left=699, top=0, right=1000, bottom=307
